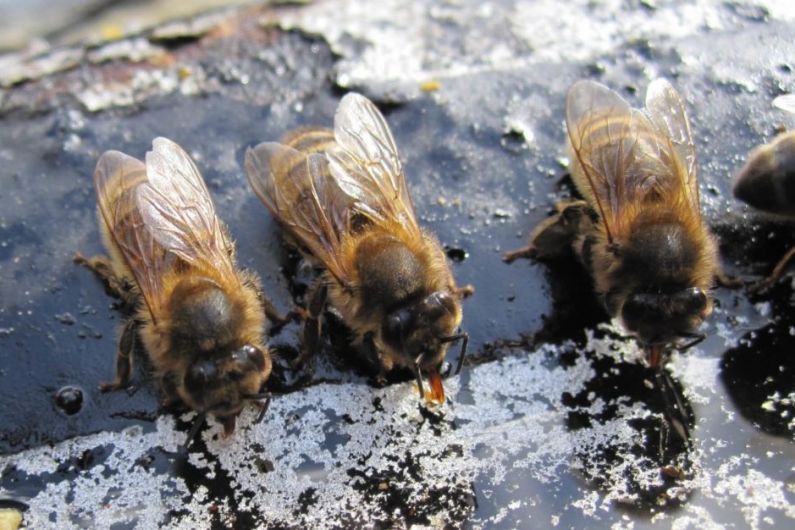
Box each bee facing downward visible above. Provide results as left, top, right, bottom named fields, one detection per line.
left=245, top=93, right=473, bottom=404
left=76, top=138, right=275, bottom=437
left=505, top=79, right=722, bottom=368
left=733, top=94, right=795, bottom=291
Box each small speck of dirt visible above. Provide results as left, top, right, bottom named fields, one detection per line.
left=54, top=312, right=76, bottom=325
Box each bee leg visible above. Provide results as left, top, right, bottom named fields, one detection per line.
left=241, top=270, right=292, bottom=328
left=454, top=284, right=475, bottom=298
left=502, top=245, right=536, bottom=263
left=99, top=318, right=137, bottom=392
left=656, top=368, right=692, bottom=454
left=362, top=331, right=388, bottom=386
left=714, top=268, right=743, bottom=289
left=294, top=282, right=327, bottom=369
left=74, top=252, right=137, bottom=308
left=159, top=373, right=187, bottom=413
left=750, top=246, right=795, bottom=293
left=504, top=200, right=591, bottom=263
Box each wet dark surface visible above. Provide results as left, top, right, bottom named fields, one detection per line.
left=0, top=1, right=794, bottom=528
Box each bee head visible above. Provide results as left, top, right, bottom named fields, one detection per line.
left=181, top=344, right=272, bottom=432
left=382, top=291, right=463, bottom=372
left=621, top=287, right=711, bottom=351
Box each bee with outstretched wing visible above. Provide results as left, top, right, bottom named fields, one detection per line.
left=246, top=94, right=473, bottom=404
left=77, top=138, right=280, bottom=442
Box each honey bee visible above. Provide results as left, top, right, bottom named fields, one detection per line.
left=244, top=93, right=473, bottom=404
left=505, top=79, right=723, bottom=368
left=75, top=137, right=277, bottom=439
left=733, top=95, right=795, bottom=290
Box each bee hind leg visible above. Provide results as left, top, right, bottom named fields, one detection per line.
left=503, top=200, right=592, bottom=263
left=294, top=282, right=327, bottom=369
left=99, top=318, right=137, bottom=392
left=749, top=246, right=795, bottom=293
left=74, top=252, right=137, bottom=308
left=502, top=245, right=537, bottom=263
left=714, top=267, right=743, bottom=289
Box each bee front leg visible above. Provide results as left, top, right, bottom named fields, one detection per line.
left=159, top=373, right=187, bottom=413
left=362, top=331, right=388, bottom=386
left=99, top=318, right=137, bottom=392
left=74, top=253, right=137, bottom=308
left=295, top=282, right=328, bottom=369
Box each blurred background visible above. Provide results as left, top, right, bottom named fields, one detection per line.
left=0, top=0, right=258, bottom=53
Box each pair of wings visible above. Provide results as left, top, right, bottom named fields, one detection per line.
left=95, top=137, right=237, bottom=322
left=245, top=93, right=420, bottom=286
left=566, top=79, right=700, bottom=242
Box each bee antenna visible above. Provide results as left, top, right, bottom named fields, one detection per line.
left=183, top=412, right=206, bottom=451
left=676, top=332, right=705, bottom=352
left=440, top=331, right=469, bottom=375
left=413, top=354, right=426, bottom=398
left=254, top=393, right=272, bottom=424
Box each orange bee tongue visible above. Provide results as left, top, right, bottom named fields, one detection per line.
left=648, top=344, right=663, bottom=369
left=221, top=415, right=236, bottom=436
left=425, top=369, right=446, bottom=405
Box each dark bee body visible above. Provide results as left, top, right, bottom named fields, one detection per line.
left=76, top=138, right=275, bottom=437
left=246, top=94, right=472, bottom=404
left=734, top=132, right=795, bottom=216
left=506, top=79, right=719, bottom=366
left=734, top=127, right=795, bottom=289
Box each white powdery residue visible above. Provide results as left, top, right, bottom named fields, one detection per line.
left=673, top=355, right=718, bottom=405
left=584, top=323, right=645, bottom=366
left=0, top=418, right=203, bottom=529
left=2, top=337, right=792, bottom=527
left=753, top=302, right=772, bottom=319
left=713, top=469, right=795, bottom=530
left=761, top=0, right=795, bottom=20
left=77, top=69, right=181, bottom=112
left=86, top=38, right=165, bottom=64
left=671, top=505, right=725, bottom=530
left=714, top=320, right=742, bottom=349
left=275, top=0, right=791, bottom=89
left=611, top=514, right=634, bottom=530
left=572, top=489, right=602, bottom=518
left=208, top=349, right=595, bottom=527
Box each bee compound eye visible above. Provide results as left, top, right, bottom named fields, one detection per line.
left=420, top=292, right=454, bottom=320
left=185, top=362, right=217, bottom=393
left=242, top=345, right=266, bottom=371
left=383, top=310, right=410, bottom=345
left=675, top=287, right=707, bottom=315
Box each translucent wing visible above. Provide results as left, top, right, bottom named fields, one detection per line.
left=245, top=142, right=353, bottom=285
left=566, top=80, right=698, bottom=240
left=644, top=78, right=699, bottom=207
left=327, top=93, right=420, bottom=235
left=94, top=150, right=171, bottom=321
left=136, top=137, right=238, bottom=287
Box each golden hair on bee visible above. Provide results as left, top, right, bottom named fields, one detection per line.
left=245, top=93, right=473, bottom=405
left=505, top=79, right=728, bottom=368
left=76, top=137, right=280, bottom=443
